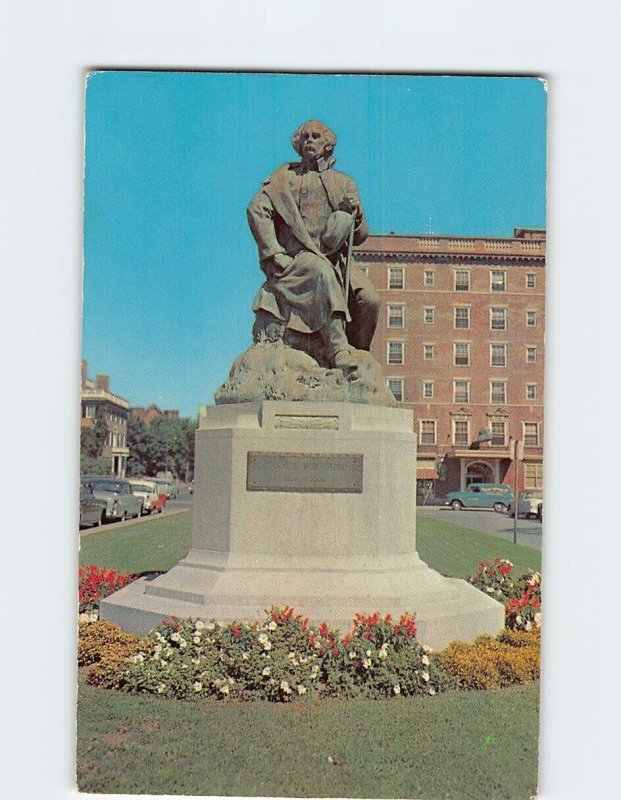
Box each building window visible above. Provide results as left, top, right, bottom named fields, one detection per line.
left=423, top=381, right=434, bottom=399
left=526, top=273, right=536, bottom=288
left=359, top=265, right=369, bottom=276
left=524, top=462, right=543, bottom=489
left=424, top=307, right=435, bottom=324
left=388, top=268, right=405, bottom=290
left=491, top=307, right=507, bottom=330
left=454, top=270, right=470, bottom=291
left=490, top=381, right=507, bottom=404
left=453, top=380, right=470, bottom=403
left=526, top=384, right=537, bottom=401
left=491, top=270, right=507, bottom=292
left=454, top=306, right=470, bottom=329
left=491, top=420, right=506, bottom=446
left=420, top=420, right=437, bottom=445
left=84, top=404, right=95, bottom=418
left=453, top=419, right=469, bottom=446
left=526, top=346, right=537, bottom=364
left=387, top=341, right=404, bottom=365
left=423, top=344, right=435, bottom=360
left=523, top=422, right=540, bottom=447
left=526, top=310, right=537, bottom=327
left=387, top=379, right=404, bottom=402
left=424, top=270, right=435, bottom=286
left=454, top=342, right=470, bottom=366
left=387, top=304, right=405, bottom=328
left=490, top=343, right=507, bottom=367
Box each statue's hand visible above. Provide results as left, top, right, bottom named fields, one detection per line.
left=338, top=196, right=359, bottom=217
left=269, top=253, right=294, bottom=275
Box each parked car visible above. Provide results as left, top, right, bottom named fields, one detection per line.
left=153, top=478, right=177, bottom=499
left=507, top=489, right=543, bottom=519
left=127, top=478, right=166, bottom=515
left=82, top=476, right=144, bottom=522
left=445, top=483, right=514, bottom=513
left=79, top=482, right=108, bottom=528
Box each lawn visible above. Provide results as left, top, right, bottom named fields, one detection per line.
left=79, top=508, right=541, bottom=579
left=77, top=681, right=539, bottom=799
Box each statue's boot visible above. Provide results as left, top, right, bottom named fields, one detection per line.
left=322, top=315, right=366, bottom=370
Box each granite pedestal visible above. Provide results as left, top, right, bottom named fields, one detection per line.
left=100, top=401, right=504, bottom=649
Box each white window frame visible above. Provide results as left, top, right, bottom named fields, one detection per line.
left=524, top=462, right=543, bottom=489
left=490, top=420, right=506, bottom=446
left=490, top=380, right=507, bottom=404
left=526, top=309, right=537, bottom=327
left=424, top=307, right=435, bottom=324
left=490, top=307, right=507, bottom=331
left=387, top=304, right=405, bottom=328
left=388, top=267, right=405, bottom=290
left=454, top=306, right=470, bottom=330
left=453, top=379, right=471, bottom=404
left=422, top=381, right=434, bottom=399
left=424, top=270, right=435, bottom=287
left=387, top=378, right=404, bottom=402
left=453, top=418, right=470, bottom=447
left=419, top=419, right=437, bottom=446
left=490, top=342, right=507, bottom=367
left=454, top=269, right=470, bottom=291
left=490, top=270, right=507, bottom=292
left=526, top=383, right=537, bottom=401
left=526, top=273, right=536, bottom=288
left=423, top=343, right=435, bottom=361
left=454, top=342, right=470, bottom=366
left=526, top=346, right=537, bottom=364
left=387, top=341, right=404, bottom=365
left=523, top=422, right=540, bottom=447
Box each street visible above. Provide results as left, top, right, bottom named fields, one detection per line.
left=418, top=505, right=542, bottom=551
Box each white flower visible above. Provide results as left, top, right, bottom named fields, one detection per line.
left=193, top=635, right=201, bottom=644
left=180, top=639, right=188, bottom=649
left=378, top=643, right=389, bottom=659
left=228, top=676, right=235, bottom=684
left=365, top=649, right=372, bottom=658
left=262, top=666, right=271, bottom=676
left=264, top=641, right=272, bottom=651
left=429, top=687, right=436, bottom=696
left=515, top=615, right=523, bottom=625
left=280, top=680, right=292, bottom=694
left=421, top=671, right=430, bottom=682
left=534, top=612, right=542, bottom=627
left=422, top=644, right=434, bottom=654
left=525, top=621, right=533, bottom=632
left=421, top=654, right=430, bottom=666
left=268, top=621, right=277, bottom=631
left=195, top=620, right=205, bottom=630
left=393, top=684, right=401, bottom=695
left=297, top=684, right=307, bottom=695
left=206, top=622, right=215, bottom=631
left=156, top=682, right=166, bottom=694
left=193, top=681, right=203, bottom=692
left=362, top=658, right=372, bottom=670
left=191, top=657, right=201, bottom=665
left=258, top=633, right=268, bottom=643
left=219, top=684, right=229, bottom=695
left=486, top=587, right=494, bottom=594
left=242, top=652, right=249, bottom=660
left=288, top=652, right=296, bottom=660
left=170, top=632, right=181, bottom=642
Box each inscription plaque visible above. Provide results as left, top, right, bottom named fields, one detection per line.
left=247, top=452, right=363, bottom=493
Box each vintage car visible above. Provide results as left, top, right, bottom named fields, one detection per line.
left=79, top=482, right=108, bottom=528
left=507, top=489, right=543, bottom=519
left=82, top=476, right=144, bottom=522
left=127, top=478, right=166, bottom=515
left=445, top=483, right=514, bottom=513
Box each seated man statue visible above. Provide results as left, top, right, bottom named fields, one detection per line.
left=247, top=119, right=381, bottom=370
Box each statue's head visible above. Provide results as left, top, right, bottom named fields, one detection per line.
left=291, top=120, right=337, bottom=163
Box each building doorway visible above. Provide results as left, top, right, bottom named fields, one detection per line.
left=465, top=461, right=494, bottom=486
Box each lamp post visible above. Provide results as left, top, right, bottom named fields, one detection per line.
left=510, top=437, right=524, bottom=544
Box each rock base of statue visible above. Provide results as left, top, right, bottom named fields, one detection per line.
left=100, top=401, right=504, bottom=649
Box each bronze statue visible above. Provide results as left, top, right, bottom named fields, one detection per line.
left=247, top=120, right=381, bottom=369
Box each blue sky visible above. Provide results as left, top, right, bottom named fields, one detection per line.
left=83, top=72, right=546, bottom=417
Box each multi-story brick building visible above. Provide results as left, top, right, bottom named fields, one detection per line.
left=80, top=360, right=130, bottom=477
left=355, top=228, right=545, bottom=499
left=130, top=405, right=180, bottom=425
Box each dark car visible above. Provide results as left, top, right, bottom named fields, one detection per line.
left=79, top=482, right=108, bottom=528
left=81, top=476, right=143, bottom=522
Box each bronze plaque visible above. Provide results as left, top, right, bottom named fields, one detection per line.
left=247, top=451, right=363, bottom=493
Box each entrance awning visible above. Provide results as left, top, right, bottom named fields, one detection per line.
left=417, top=469, right=439, bottom=480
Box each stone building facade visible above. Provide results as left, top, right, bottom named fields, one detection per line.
left=355, top=228, right=545, bottom=499
left=80, top=360, right=130, bottom=477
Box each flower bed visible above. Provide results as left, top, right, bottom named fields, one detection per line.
left=468, top=559, right=541, bottom=631
left=79, top=565, right=136, bottom=613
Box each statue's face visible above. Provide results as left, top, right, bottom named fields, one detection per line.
left=299, top=123, right=330, bottom=163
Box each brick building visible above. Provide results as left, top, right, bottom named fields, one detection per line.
left=355, top=228, right=545, bottom=499
left=130, top=405, right=180, bottom=425
left=80, top=360, right=130, bottom=477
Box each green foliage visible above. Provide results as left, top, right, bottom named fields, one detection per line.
left=126, top=415, right=196, bottom=478
left=80, top=454, right=111, bottom=475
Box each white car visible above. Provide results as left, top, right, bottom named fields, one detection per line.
left=507, top=489, right=543, bottom=519
left=127, top=478, right=165, bottom=515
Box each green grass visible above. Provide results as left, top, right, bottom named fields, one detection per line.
left=77, top=682, right=539, bottom=799
left=80, top=508, right=541, bottom=579
left=416, top=513, right=541, bottom=579
left=79, top=511, right=193, bottom=574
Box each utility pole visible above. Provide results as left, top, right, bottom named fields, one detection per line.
left=512, top=438, right=524, bottom=544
